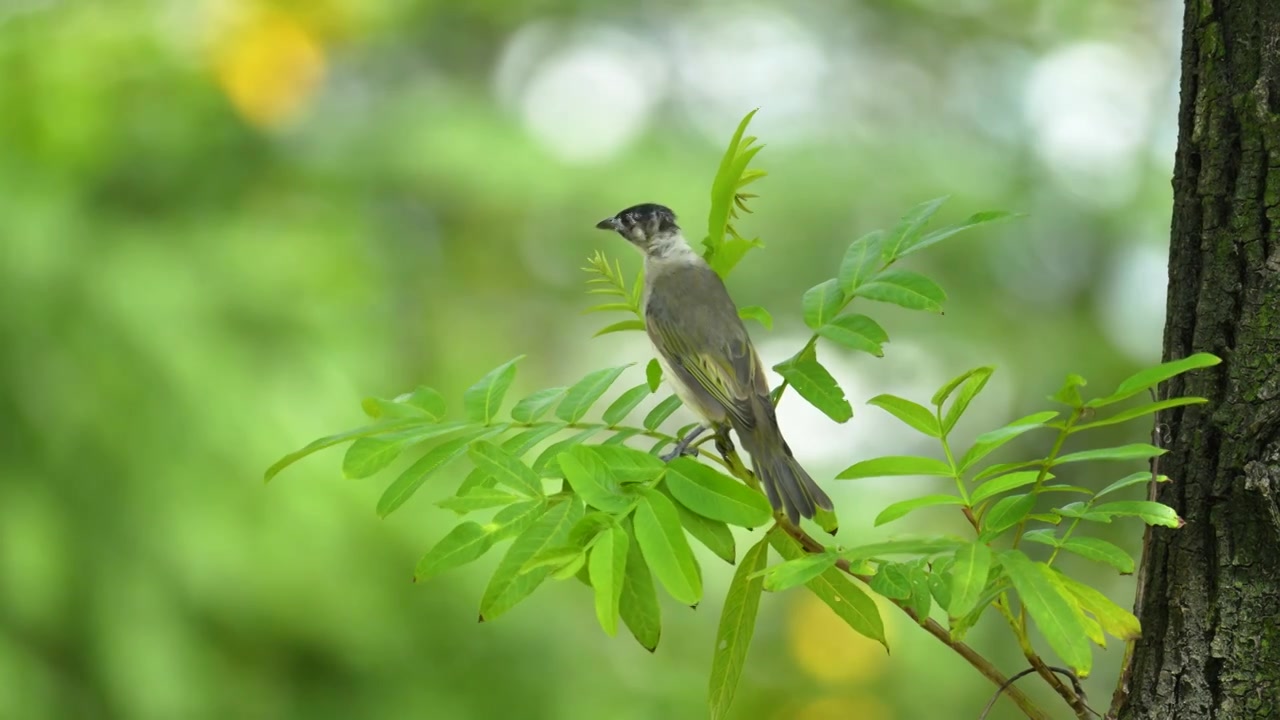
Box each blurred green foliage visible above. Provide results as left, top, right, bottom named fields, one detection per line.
left=0, top=0, right=1183, bottom=719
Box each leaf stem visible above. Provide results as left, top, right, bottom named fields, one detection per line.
left=1009, top=410, right=1080, bottom=550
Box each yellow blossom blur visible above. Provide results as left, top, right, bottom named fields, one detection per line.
left=214, top=10, right=325, bottom=128
left=786, top=694, right=893, bottom=720
left=787, top=590, right=899, bottom=683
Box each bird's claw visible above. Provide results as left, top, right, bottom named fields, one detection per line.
left=660, top=445, right=699, bottom=463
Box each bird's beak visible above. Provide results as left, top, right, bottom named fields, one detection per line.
left=596, top=216, right=622, bottom=231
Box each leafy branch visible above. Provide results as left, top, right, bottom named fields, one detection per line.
left=265, top=110, right=1220, bottom=720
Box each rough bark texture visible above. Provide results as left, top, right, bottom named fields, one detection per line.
left=1117, top=1, right=1280, bottom=718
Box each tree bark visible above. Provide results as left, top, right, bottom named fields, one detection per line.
left=1116, top=1, right=1280, bottom=718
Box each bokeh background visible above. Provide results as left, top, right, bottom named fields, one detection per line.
left=0, top=0, right=1185, bottom=718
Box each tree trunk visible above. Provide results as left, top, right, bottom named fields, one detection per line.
left=1116, top=1, right=1280, bottom=718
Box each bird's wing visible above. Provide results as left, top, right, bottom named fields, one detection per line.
left=645, top=264, right=762, bottom=430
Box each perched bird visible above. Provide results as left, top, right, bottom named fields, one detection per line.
left=595, top=203, right=833, bottom=524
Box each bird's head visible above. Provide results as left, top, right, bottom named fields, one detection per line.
left=595, top=203, right=682, bottom=256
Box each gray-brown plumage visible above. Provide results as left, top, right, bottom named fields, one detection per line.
left=595, top=203, right=833, bottom=524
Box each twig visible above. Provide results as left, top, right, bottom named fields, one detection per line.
left=978, top=666, right=1099, bottom=720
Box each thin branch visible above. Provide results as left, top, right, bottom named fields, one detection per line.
left=978, top=666, right=1100, bottom=720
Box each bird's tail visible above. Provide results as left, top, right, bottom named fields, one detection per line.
left=736, top=405, right=832, bottom=525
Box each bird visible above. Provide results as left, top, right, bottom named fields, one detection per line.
left=595, top=202, right=833, bottom=524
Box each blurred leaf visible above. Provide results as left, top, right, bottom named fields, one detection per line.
left=603, top=384, right=652, bottom=426
left=773, top=347, right=852, bottom=423
left=1057, top=537, right=1135, bottom=574
left=1050, top=373, right=1087, bottom=408
left=634, top=488, right=702, bottom=605
left=595, top=320, right=647, bottom=337
left=665, top=457, right=773, bottom=528
left=469, top=440, right=544, bottom=497
left=1096, top=471, right=1168, bottom=499
left=841, top=537, right=966, bottom=562
left=480, top=498, right=585, bottom=622
left=414, top=523, right=494, bottom=582
left=620, top=520, right=662, bottom=651
left=708, top=535, right=768, bottom=720
left=464, top=356, right=525, bottom=424
left=363, top=386, right=446, bottom=421
left=264, top=417, right=435, bottom=483
left=837, top=455, right=953, bottom=480
left=377, top=427, right=501, bottom=517
left=437, top=488, right=523, bottom=514
left=948, top=542, right=992, bottom=618
left=1000, top=550, right=1092, bottom=676
left=646, top=359, right=664, bottom=393
left=874, top=495, right=965, bottom=526
left=1088, top=501, right=1183, bottom=528
left=759, top=552, right=839, bottom=592
left=940, top=367, right=993, bottom=434
left=643, top=395, right=683, bottom=430
left=1054, top=571, right=1141, bottom=640
left=970, top=470, right=1046, bottom=505
left=1074, top=397, right=1208, bottom=431
left=854, top=269, right=946, bottom=313
left=902, top=210, right=1018, bottom=257
left=557, top=365, right=633, bottom=423
left=558, top=447, right=632, bottom=513
left=837, top=230, right=886, bottom=294
left=1085, top=353, right=1221, bottom=408
left=981, top=494, right=1034, bottom=536
left=738, top=305, right=773, bottom=330
left=868, top=394, right=941, bottom=437
left=591, top=445, right=666, bottom=484
left=960, top=412, right=1059, bottom=470
left=1052, top=444, right=1166, bottom=466
left=510, top=387, right=568, bottom=423
left=590, top=524, right=629, bottom=636
left=882, top=196, right=948, bottom=259
left=769, top=530, right=886, bottom=648
left=818, top=314, right=887, bottom=357
left=802, top=279, right=844, bottom=330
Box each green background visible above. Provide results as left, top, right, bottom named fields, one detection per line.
left=0, top=1, right=1180, bottom=718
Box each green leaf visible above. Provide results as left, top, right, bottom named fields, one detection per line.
left=973, top=459, right=1042, bottom=482
left=708, top=535, right=768, bottom=720
left=557, top=365, right=633, bottom=423
left=769, top=530, right=886, bottom=647
left=868, top=394, right=941, bottom=437
left=377, top=426, right=500, bottom=517
left=1021, top=529, right=1059, bottom=547
left=970, top=471, right=1047, bottom=505
left=364, top=386, right=447, bottom=420
left=663, top=486, right=736, bottom=564
left=1000, top=550, right=1092, bottom=675
left=557, top=447, right=632, bottom=513
left=1050, top=373, right=1087, bottom=408
left=931, top=366, right=988, bottom=408
left=469, top=440, right=544, bottom=497
left=510, top=387, right=568, bottom=423
left=869, top=562, right=912, bottom=599
left=590, top=445, right=666, bottom=484
left=633, top=488, right=702, bottom=604
left=463, top=356, right=525, bottom=423
left=982, top=494, right=1035, bottom=535
left=941, top=367, right=994, bottom=434
left=837, top=230, right=886, bottom=294
left=928, top=558, right=953, bottom=610
left=854, top=269, right=946, bottom=313
left=1074, top=397, right=1208, bottom=430
left=837, top=455, right=954, bottom=480
left=342, top=436, right=406, bottom=479
left=704, top=110, right=759, bottom=256
left=589, top=524, right=629, bottom=636
left=480, top=498, right=585, bottom=621
left=1088, top=501, right=1183, bottom=528
left=874, top=495, right=965, bottom=526
left=488, top=499, right=553, bottom=543
left=1096, top=471, right=1168, bottom=499
left=414, top=523, right=494, bottom=582
left=802, top=279, right=845, bottom=330
left=818, top=314, right=887, bottom=357
left=457, top=423, right=565, bottom=495
left=960, top=412, right=1059, bottom=470
left=532, top=427, right=604, bottom=476
left=437, top=488, right=523, bottom=514
left=1052, top=443, right=1166, bottom=466
left=841, top=537, right=966, bottom=562
left=1058, top=537, right=1134, bottom=573
left=594, top=320, right=646, bottom=337
left=645, top=359, right=664, bottom=393
left=603, top=384, right=652, bottom=426
left=901, top=210, right=1017, bottom=257
left=619, top=521, right=662, bottom=651
left=757, top=552, right=839, bottom=592
left=738, top=305, right=773, bottom=330
left=643, top=395, right=683, bottom=430
left=1054, top=571, right=1141, bottom=640
left=882, top=196, right=949, bottom=259
left=1086, top=353, right=1221, bottom=408
left=904, top=561, right=932, bottom=621
left=948, top=542, right=992, bottom=617
left=264, top=417, right=433, bottom=482
left=519, top=546, right=585, bottom=575
left=1051, top=502, right=1115, bottom=523
left=665, top=457, right=773, bottom=528
left=773, top=348, right=852, bottom=423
